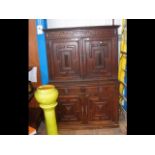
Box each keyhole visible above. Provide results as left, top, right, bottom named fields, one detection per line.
left=64, top=55, right=69, bottom=67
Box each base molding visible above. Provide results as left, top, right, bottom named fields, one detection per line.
left=58, top=120, right=119, bottom=130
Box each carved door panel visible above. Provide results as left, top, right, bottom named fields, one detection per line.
left=82, top=38, right=114, bottom=79
left=55, top=85, right=84, bottom=122
left=46, top=38, right=82, bottom=81
left=56, top=96, right=83, bottom=122
left=88, top=97, right=110, bottom=121
left=85, top=84, right=115, bottom=122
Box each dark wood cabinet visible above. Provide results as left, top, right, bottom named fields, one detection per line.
left=45, top=26, right=119, bottom=129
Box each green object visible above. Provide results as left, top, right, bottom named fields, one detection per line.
left=34, top=85, right=59, bottom=135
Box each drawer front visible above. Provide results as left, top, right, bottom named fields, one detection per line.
left=57, top=86, right=81, bottom=96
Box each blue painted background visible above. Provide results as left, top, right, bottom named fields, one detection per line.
left=36, top=19, right=49, bottom=84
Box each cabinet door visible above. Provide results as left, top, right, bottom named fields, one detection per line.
left=46, top=38, right=82, bottom=81
left=56, top=86, right=83, bottom=122
left=85, top=84, right=117, bottom=122
left=56, top=96, right=83, bottom=122
left=82, top=37, right=117, bottom=80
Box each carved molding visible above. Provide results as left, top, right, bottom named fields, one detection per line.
left=45, top=29, right=115, bottom=39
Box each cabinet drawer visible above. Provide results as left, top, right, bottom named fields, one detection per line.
left=57, top=86, right=81, bottom=96
left=85, top=84, right=115, bottom=97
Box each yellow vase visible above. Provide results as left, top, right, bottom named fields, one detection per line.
left=34, top=85, right=59, bottom=135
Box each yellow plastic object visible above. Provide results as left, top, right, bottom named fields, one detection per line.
left=34, top=85, right=59, bottom=135
left=120, top=19, right=127, bottom=53
left=118, top=55, right=126, bottom=81
left=118, top=19, right=127, bottom=105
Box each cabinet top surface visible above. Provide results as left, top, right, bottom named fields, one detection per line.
left=44, top=25, right=120, bottom=32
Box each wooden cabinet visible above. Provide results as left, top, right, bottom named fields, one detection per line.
left=45, top=26, right=119, bottom=129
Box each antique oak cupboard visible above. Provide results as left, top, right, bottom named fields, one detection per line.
left=44, top=26, right=119, bottom=129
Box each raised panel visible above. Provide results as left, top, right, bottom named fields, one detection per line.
left=83, top=38, right=114, bottom=79
left=86, top=84, right=116, bottom=122
left=47, top=38, right=82, bottom=81
left=88, top=97, right=110, bottom=121
left=56, top=96, right=83, bottom=122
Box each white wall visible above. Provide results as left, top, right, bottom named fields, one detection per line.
left=47, top=19, right=113, bottom=28
left=47, top=19, right=122, bottom=34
